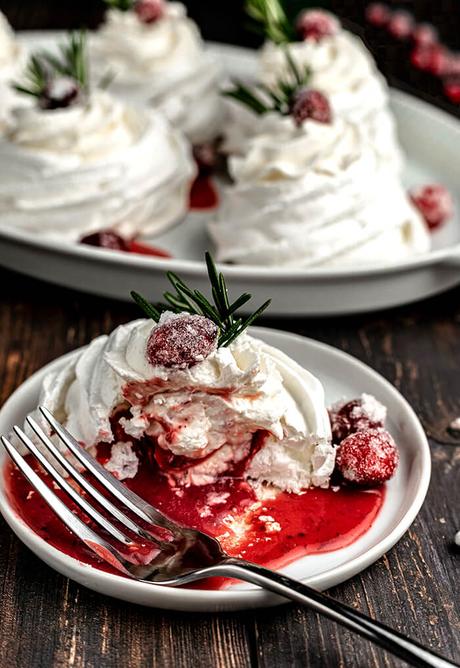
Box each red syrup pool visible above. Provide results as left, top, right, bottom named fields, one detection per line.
left=5, top=452, right=384, bottom=590
left=189, top=174, right=219, bottom=210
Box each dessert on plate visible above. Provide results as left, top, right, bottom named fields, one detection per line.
left=11, top=256, right=399, bottom=577
left=0, top=11, right=25, bottom=128
left=224, top=1, right=402, bottom=172
left=210, top=59, right=430, bottom=267
left=90, top=0, right=223, bottom=145
left=0, top=32, right=195, bottom=241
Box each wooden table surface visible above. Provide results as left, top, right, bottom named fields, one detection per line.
left=1, top=1, right=460, bottom=667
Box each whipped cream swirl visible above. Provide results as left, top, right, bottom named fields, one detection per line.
left=0, top=91, right=195, bottom=239
left=0, top=12, right=25, bottom=128
left=225, top=29, right=402, bottom=172
left=91, top=2, right=223, bottom=144
left=28, top=317, right=333, bottom=493
left=210, top=113, right=430, bottom=267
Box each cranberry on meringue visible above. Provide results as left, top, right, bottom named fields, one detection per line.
left=1, top=32, right=195, bottom=241
left=90, top=1, right=223, bottom=145
left=27, top=315, right=334, bottom=493
left=211, top=103, right=430, bottom=267
left=228, top=7, right=402, bottom=174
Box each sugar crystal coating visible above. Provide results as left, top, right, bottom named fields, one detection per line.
left=336, top=428, right=399, bottom=485
left=291, top=89, right=332, bottom=126
left=147, top=312, right=218, bottom=368
left=296, top=9, right=340, bottom=41
left=329, top=393, right=386, bottom=444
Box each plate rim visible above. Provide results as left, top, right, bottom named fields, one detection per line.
left=2, top=37, right=460, bottom=280
left=0, top=327, right=431, bottom=607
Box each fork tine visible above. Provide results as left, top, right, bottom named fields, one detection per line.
left=26, top=416, right=173, bottom=550
left=14, top=425, right=135, bottom=547
left=1, top=435, right=133, bottom=578
left=40, top=406, right=180, bottom=534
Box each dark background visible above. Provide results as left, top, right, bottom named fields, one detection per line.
left=2, top=0, right=460, bottom=117
left=0, top=3, right=460, bottom=668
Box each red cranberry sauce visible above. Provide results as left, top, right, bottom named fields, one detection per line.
left=80, top=230, right=171, bottom=258
left=189, top=175, right=219, bottom=210
left=5, top=438, right=384, bottom=589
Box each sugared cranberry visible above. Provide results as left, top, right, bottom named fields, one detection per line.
left=80, top=230, right=129, bottom=251
left=365, top=3, right=390, bottom=28
left=336, top=428, right=399, bottom=486
left=147, top=313, right=218, bottom=369
left=410, top=184, right=454, bottom=230
left=291, top=89, right=332, bottom=126
left=410, top=44, right=448, bottom=76
left=388, top=10, right=414, bottom=40
left=444, top=77, right=460, bottom=104
left=193, top=143, right=219, bottom=176
left=128, top=240, right=171, bottom=257
left=40, top=77, right=81, bottom=110
left=135, top=0, right=165, bottom=24
left=329, top=394, right=386, bottom=445
left=296, top=9, right=340, bottom=42
left=412, top=23, right=438, bottom=47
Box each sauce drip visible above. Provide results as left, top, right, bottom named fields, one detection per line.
left=189, top=174, right=219, bottom=210
left=5, top=452, right=384, bottom=590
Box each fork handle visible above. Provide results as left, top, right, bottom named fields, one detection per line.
left=220, top=558, right=458, bottom=668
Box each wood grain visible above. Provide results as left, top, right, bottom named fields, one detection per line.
left=0, top=1, right=460, bottom=666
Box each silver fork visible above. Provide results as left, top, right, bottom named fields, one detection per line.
left=2, top=406, right=458, bottom=668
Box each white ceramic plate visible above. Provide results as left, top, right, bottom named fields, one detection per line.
left=0, top=327, right=430, bottom=611
left=0, top=34, right=459, bottom=315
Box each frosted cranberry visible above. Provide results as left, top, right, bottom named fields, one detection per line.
left=365, top=3, right=390, bottom=28
left=444, top=77, right=460, bottom=104
left=80, top=230, right=129, bottom=251
left=410, top=184, right=454, bottom=230
left=329, top=394, right=386, bottom=445
left=40, top=77, right=80, bottom=110
left=336, top=429, right=399, bottom=485
left=388, top=10, right=414, bottom=40
left=291, top=89, right=332, bottom=126
left=296, top=9, right=340, bottom=41
left=410, top=44, right=448, bottom=76
left=135, top=0, right=165, bottom=24
left=412, top=23, right=438, bottom=47
left=147, top=314, right=218, bottom=368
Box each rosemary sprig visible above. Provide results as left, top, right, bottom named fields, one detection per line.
left=245, top=0, right=293, bottom=44
left=224, top=49, right=311, bottom=116
left=42, top=31, right=88, bottom=89
left=13, top=54, right=48, bottom=99
left=13, top=30, right=89, bottom=102
left=103, top=0, right=135, bottom=10
left=131, top=253, right=271, bottom=348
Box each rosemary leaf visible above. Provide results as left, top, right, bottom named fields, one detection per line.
left=131, top=254, right=271, bottom=348
left=130, top=291, right=161, bottom=322
left=224, top=84, right=269, bottom=116
left=245, top=0, right=293, bottom=44
left=103, top=0, right=135, bottom=10
left=225, top=293, right=252, bottom=317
